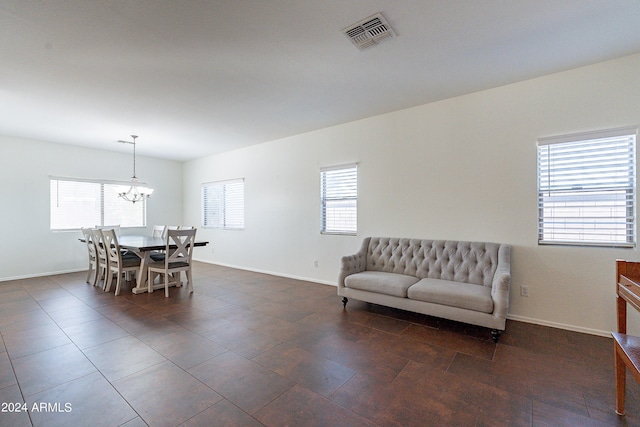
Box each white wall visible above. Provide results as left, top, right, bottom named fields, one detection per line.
left=0, top=136, right=183, bottom=280
left=184, top=53, right=640, bottom=336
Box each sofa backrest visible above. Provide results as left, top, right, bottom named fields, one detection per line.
left=365, top=237, right=501, bottom=287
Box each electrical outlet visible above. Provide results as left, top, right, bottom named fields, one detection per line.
left=520, top=285, right=529, bottom=297
left=313, top=260, right=319, bottom=267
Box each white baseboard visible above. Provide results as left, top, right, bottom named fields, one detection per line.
left=506, top=313, right=610, bottom=338
left=193, top=258, right=337, bottom=287
left=0, top=268, right=85, bottom=282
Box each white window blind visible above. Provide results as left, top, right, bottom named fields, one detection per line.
left=50, top=178, right=146, bottom=230
left=202, top=178, right=245, bottom=229
left=321, top=164, right=357, bottom=235
left=537, top=127, right=636, bottom=247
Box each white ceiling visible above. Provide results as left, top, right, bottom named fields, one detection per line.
left=2, top=1, right=640, bottom=161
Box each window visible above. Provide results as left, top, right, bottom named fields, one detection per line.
left=537, top=127, right=637, bottom=247
left=202, top=178, right=245, bottom=230
left=321, top=164, right=357, bottom=235
left=50, top=178, right=146, bottom=230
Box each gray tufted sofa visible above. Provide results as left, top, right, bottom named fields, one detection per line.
left=338, top=237, right=512, bottom=342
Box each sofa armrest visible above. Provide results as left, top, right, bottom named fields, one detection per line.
left=491, top=244, right=512, bottom=324
left=338, top=237, right=370, bottom=289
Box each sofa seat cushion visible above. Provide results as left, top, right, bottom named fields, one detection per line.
left=407, top=278, right=493, bottom=313
left=345, top=271, right=420, bottom=298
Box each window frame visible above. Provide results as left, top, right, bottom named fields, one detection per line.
left=536, top=127, right=637, bottom=248
left=201, top=178, right=245, bottom=230
left=320, top=163, right=358, bottom=236
left=50, top=176, right=147, bottom=231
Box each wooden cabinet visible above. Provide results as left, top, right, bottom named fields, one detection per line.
left=613, top=260, right=640, bottom=415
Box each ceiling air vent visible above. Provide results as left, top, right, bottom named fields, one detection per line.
left=343, top=13, right=396, bottom=50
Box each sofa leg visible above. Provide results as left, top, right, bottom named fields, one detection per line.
left=491, top=329, right=501, bottom=343
left=342, top=297, right=348, bottom=308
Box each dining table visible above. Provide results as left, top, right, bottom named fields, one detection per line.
left=116, top=235, right=209, bottom=294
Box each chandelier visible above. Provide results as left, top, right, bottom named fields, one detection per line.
left=118, top=135, right=154, bottom=203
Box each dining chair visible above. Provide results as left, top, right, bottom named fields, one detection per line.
left=165, top=227, right=194, bottom=275
left=147, top=228, right=197, bottom=297
left=152, top=225, right=166, bottom=238
left=101, top=228, right=141, bottom=296
left=177, top=226, right=196, bottom=279
left=91, top=228, right=109, bottom=288
left=174, top=226, right=196, bottom=271
left=81, top=228, right=99, bottom=285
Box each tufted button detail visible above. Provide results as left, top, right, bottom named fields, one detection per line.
left=365, top=238, right=501, bottom=285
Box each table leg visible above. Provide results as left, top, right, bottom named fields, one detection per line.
left=132, top=251, right=152, bottom=294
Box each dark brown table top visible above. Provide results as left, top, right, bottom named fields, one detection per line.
left=118, top=235, right=209, bottom=252
left=81, top=235, right=209, bottom=252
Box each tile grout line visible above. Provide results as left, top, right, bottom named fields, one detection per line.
left=33, top=282, right=146, bottom=427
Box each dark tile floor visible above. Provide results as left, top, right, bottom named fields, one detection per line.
left=1, top=262, right=639, bottom=427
